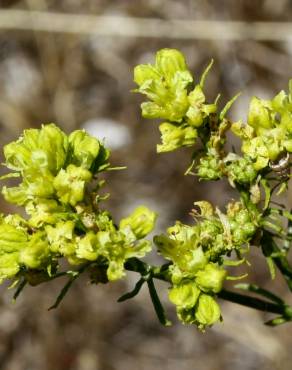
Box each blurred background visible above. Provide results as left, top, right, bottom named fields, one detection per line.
left=0, top=1, right=291, bottom=369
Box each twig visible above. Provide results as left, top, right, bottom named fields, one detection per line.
left=218, top=289, right=290, bottom=316
left=0, top=10, right=291, bottom=41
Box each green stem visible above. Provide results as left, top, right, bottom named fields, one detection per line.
left=124, top=257, right=171, bottom=281
left=33, top=256, right=292, bottom=320
left=237, top=186, right=258, bottom=215
left=124, top=259, right=292, bottom=319
left=261, top=231, right=292, bottom=291
left=218, top=289, right=289, bottom=315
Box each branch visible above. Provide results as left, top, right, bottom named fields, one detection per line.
left=0, top=10, right=291, bottom=41
left=218, top=289, right=289, bottom=316
left=124, top=259, right=292, bottom=320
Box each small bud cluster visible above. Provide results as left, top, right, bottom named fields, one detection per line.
left=197, top=152, right=223, bottom=181
left=225, top=156, right=257, bottom=185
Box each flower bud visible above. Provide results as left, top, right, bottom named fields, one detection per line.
left=0, top=223, right=28, bottom=253
left=157, top=122, right=197, bottom=153
left=3, top=124, right=68, bottom=173
left=242, top=222, right=256, bottom=237
left=195, top=263, right=227, bottom=293
left=68, top=130, right=108, bottom=171
left=176, top=307, right=196, bottom=325
left=195, top=294, right=221, bottom=328
left=46, top=221, right=75, bottom=253
left=155, top=49, right=190, bottom=82
left=76, top=232, right=99, bottom=261
left=134, top=64, right=160, bottom=86
left=53, top=165, right=92, bottom=206
left=120, top=206, right=157, bottom=239
left=0, top=253, right=20, bottom=282
left=235, top=209, right=250, bottom=224
left=169, top=282, right=200, bottom=309
left=248, top=97, right=273, bottom=133
left=134, top=49, right=192, bottom=123
left=20, top=232, right=50, bottom=269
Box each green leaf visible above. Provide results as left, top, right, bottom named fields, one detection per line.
left=265, top=316, right=288, bottom=326
left=223, top=258, right=246, bottom=267
left=226, top=273, right=248, bottom=281
left=147, top=278, right=172, bottom=326
left=13, top=278, right=27, bottom=301
left=219, top=92, right=241, bottom=121
left=260, top=178, right=271, bottom=210
left=266, top=256, right=276, bottom=280
left=48, top=265, right=89, bottom=310
left=118, top=277, right=145, bottom=302
left=200, top=59, right=214, bottom=88
left=48, top=276, right=76, bottom=310
left=0, top=173, right=20, bottom=180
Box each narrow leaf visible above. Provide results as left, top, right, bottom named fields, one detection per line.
left=266, top=256, right=276, bottom=280
left=118, top=278, right=145, bottom=302
left=223, top=258, right=245, bottom=267
left=214, top=93, right=221, bottom=105
left=184, top=159, right=196, bottom=176
left=200, top=59, right=214, bottom=88
left=147, top=278, right=171, bottom=326
left=219, top=92, right=241, bottom=120
left=48, top=265, right=89, bottom=310
left=48, top=278, right=76, bottom=310
left=13, top=279, right=27, bottom=301
left=0, top=173, right=20, bottom=180
left=265, top=316, right=287, bottom=326
left=260, top=178, right=271, bottom=210
left=226, top=273, right=248, bottom=281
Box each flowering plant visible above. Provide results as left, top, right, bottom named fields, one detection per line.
left=0, top=49, right=291, bottom=331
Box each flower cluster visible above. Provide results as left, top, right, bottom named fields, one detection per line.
left=134, top=48, right=292, bottom=189
left=154, top=201, right=259, bottom=330
left=0, top=124, right=156, bottom=284
left=232, top=86, right=292, bottom=170
left=134, top=49, right=216, bottom=153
